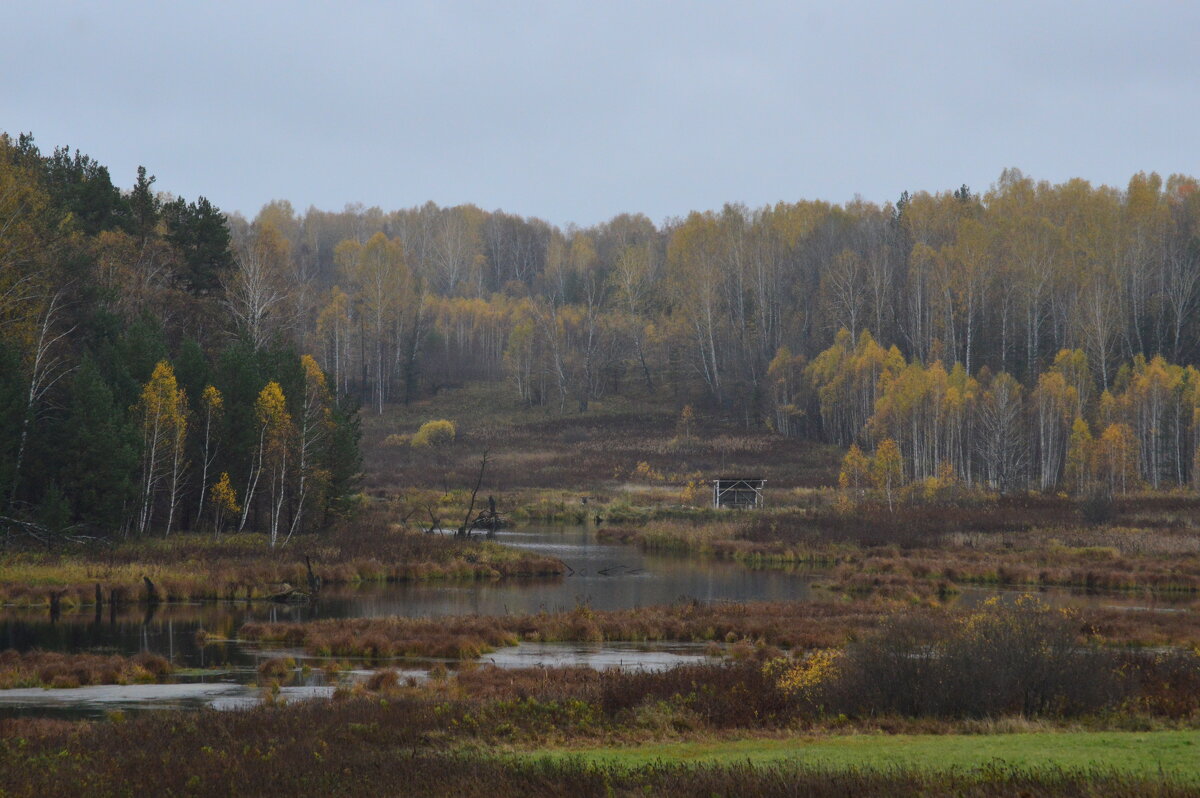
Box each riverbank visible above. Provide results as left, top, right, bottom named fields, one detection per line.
left=0, top=523, right=564, bottom=608
left=0, top=650, right=173, bottom=689
left=595, top=496, right=1200, bottom=598
left=236, top=599, right=898, bottom=659
left=236, top=594, right=1200, bottom=659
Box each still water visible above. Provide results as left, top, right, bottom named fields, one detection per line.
left=0, top=525, right=817, bottom=714
left=1, top=525, right=817, bottom=665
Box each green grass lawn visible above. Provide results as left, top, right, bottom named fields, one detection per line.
left=546, top=731, right=1200, bottom=779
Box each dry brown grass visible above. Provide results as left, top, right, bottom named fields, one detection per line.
left=0, top=650, right=172, bottom=689
left=601, top=497, right=1200, bottom=597
left=238, top=599, right=903, bottom=659
left=238, top=594, right=1200, bottom=663
left=2, top=698, right=1195, bottom=798
left=359, top=383, right=840, bottom=503
left=0, top=509, right=564, bottom=607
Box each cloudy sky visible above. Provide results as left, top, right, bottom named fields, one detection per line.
left=5, top=1, right=1197, bottom=227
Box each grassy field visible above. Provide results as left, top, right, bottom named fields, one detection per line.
left=553, top=730, right=1200, bottom=778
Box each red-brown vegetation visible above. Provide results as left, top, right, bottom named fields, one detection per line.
left=239, top=597, right=1200, bottom=663
left=0, top=650, right=172, bottom=689
left=237, top=600, right=901, bottom=659
left=0, top=700, right=1192, bottom=798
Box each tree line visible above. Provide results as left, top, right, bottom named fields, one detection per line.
left=0, top=134, right=359, bottom=540
left=190, top=168, right=1200, bottom=429
left=821, top=329, right=1200, bottom=496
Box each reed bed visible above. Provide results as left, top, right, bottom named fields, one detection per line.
left=602, top=499, right=1200, bottom=597
left=237, top=597, right=1200, bottom=664
left=0, top=650, right=172, bottom=689
left=237, top=599, right=902, bottom=659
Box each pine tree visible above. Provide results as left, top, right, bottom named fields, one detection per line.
left=57, top=358, right=137, bottom=532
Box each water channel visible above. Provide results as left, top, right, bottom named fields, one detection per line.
left=0, top=525, right=817, bottom=715
left=0, top=525, right=1192, bottom=716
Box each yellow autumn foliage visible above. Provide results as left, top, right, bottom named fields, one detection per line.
left=411, top=419, right=456, bottom=449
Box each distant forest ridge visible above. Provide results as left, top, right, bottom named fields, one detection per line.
left=221, top=163, right=1198, bottom=422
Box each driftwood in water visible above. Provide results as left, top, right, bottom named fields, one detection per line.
left=142, top=576, right=160, bottom=604
left=467, top=511, right=508, bottom=535
left=267, top=583, right=312, bottom=604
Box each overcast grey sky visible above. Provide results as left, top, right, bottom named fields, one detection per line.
left=5, top=1, right=1197, bottom=227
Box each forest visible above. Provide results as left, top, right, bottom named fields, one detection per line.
left=280, top=169, right=1200, bottom=426
left=0, top=134, right=359, bottom=541
left=5, top=130, right=1200, bottom=542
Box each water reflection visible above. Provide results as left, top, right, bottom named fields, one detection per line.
left=0, top=525, right=820, bottom=669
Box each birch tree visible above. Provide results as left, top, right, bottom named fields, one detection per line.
left=135, top=361, right=187, bottom=536
left=193, top=385, right=223, bottom=529
left=224, top=222, right=291, bottom=350
left=286, top=355, right=332, bottom=542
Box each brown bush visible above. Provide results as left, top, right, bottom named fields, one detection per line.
left=823, top=599, right=1120, bottom=719
left=256, top=656, right=296, bottom=681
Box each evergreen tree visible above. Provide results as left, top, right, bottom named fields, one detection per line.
left=163, top=195, right=233, bottom=294
left=56, top=358, right=138, bottom=531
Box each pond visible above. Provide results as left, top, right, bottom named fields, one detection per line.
left=0, top=524, right=815, bottom=715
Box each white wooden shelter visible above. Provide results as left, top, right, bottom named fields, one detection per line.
left=712, top=477, right=766, bottom=509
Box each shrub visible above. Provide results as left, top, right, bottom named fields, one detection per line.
left=822, top=597, right=1118, bottom=718
left=257, top=656, right=296, bottom=682
left=132, top=652, right=173, bottom=678
left=1080, top=488, right=1115, bottom=526
left=364, top=669, right=400, bottom=692
left=411, top=420, right=456, bottom=449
